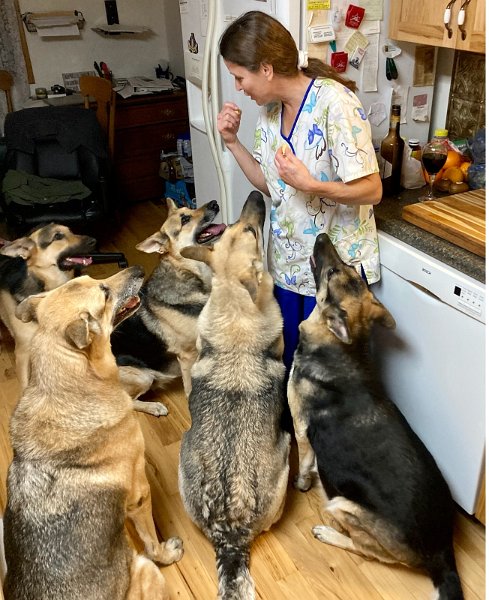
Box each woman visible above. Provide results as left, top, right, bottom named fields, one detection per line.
left=217, top=11, right=382, bottom=371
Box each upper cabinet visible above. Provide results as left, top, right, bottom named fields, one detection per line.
left=389, top=0, right=485, bottom=54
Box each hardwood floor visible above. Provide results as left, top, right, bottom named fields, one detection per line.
left=0, top=200, right=485, bottom=599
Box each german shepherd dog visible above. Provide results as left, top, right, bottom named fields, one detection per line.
left=179, top=191, right=290, bottom=600
left=111, top=198, right=226, bottom=415
left=4, top=268, right=183, bottom=600
left=287, top=233, right=463, bottom=600
left=0, top=223, right=96, bottom=388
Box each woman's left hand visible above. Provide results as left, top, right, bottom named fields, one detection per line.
left=274, top=145, right=314, bottom=192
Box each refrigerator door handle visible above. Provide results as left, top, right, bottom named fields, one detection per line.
left=202, top=0, right=230, bottom=223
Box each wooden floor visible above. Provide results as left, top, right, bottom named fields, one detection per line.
left=0, top=200, right=485, bottom=599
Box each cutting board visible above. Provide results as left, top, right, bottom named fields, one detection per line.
left=401, top=189, right=486, bottom=257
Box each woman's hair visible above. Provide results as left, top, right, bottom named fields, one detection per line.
left=219, top=11, right=356, bottom=91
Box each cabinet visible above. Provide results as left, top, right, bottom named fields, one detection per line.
left=114, top=91, right=189, bottom=204
left=389, top=0, right=485, bottom=54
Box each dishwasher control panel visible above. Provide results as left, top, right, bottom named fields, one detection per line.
left=454, top=285, right=485, bottom=319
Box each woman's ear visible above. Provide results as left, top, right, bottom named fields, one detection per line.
left=261, top=62, right=274, bottom=80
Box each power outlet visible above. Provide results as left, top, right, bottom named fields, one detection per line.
left=105, top=0, right=119, bottom=25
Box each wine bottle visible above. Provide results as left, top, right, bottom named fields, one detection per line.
left=380, top=104, right=405, bottom=196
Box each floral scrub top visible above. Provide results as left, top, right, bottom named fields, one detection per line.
left=253, top=77, right=380, bottom=296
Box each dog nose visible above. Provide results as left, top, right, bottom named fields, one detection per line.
left=209, top=200, right=219, bottom=211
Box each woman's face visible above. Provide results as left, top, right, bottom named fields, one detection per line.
left=224, top=60, right=274, bottom=105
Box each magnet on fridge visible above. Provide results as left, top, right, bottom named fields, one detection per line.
left=331, top=51, right=348, bottom=73
left=345, top=4, right=365, bottom=29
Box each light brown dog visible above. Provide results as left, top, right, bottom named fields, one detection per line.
left=0, top=223, right=96, bottom=389
left=3, top=267, right=183, bottom=600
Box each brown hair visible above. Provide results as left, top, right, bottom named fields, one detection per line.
left=219, top=11, right=356, bottom=91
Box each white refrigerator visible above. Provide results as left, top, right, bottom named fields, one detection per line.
left=178, top=0, right=434, bottom=223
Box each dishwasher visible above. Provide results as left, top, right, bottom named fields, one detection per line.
left=371, top=231, right=485, bottom=515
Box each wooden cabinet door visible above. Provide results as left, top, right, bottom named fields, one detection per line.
left=389, top=0, right=485, bottom=53
left=456, top=0, right=485, bottom=53
left=389, top=0, right=456, bottom=48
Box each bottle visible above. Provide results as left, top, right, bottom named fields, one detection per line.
left=380, top=104, right=405, bottom=196
left=408, top=138, right=422, bottom=160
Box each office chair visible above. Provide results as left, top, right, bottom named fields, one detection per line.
left=0, top=105, right=113, bottom=236
left=79, top=75, right=115, bottom=160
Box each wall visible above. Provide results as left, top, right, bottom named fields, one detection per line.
left=18, top=0, right=184, bottom=94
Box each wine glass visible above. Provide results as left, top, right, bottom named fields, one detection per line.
left=419, top=141, right=448, bottom=201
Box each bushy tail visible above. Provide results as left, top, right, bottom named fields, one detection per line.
left=213, top=533, right=254, bottom=600
left=428, top=548, right=464, bottom=600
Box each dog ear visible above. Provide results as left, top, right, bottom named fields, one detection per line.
left=181, top=245, right=213, bottom=265
left=369, top=293, right=396, bottom=329
left=15, top=293, right=47, bottom=323
left=136, top=232, right=170, bottom=255
left=164, top=197, right=178, bottom=213
left=65, top=312, right=102, bottom=349
left=324, top=304, right=352, bottom=344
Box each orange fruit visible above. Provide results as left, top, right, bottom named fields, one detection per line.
left=460, top=161, right=471, bottom=181
left=443, top=149, right=463, bottom=170
left=443, top=166, right=464, bottom=183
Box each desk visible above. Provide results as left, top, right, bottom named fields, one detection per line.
left=113, top=91, right=189, bottom=204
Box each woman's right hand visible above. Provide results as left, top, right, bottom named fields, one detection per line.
left=217, top=102, right=242, bottom=146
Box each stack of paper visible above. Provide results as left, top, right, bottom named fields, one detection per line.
left=115, top=77, right=175, bottom=99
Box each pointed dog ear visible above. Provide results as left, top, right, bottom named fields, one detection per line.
left=136, top=231, right=170, bottom=255
left=324, top=304, right=352, bottom=344
left=65, top=312, right=102, bottom=349
left=15, top=293, right=47, bottom=323
left=369, top=292, right=396, bottom=329
left=164, top=197, right=178, bottom=213
left=181, top=245, right=214, bottom=265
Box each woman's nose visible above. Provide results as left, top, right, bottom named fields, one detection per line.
left=235, top=80, right=242, bottom=92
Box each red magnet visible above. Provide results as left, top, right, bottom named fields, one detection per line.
left=345, top=4, right=365, bottom=29
left=331, top=52, right=349, bottom=73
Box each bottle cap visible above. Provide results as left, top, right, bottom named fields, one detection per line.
left=434, top=128, right=449, bottom=138
left=408, top=138, right=420, bottom=146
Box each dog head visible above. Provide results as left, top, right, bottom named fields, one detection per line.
left=27, top=223, right=97, bottom=272
left=16, top=266, right=144, bottom=354
left=310, top=233, right=395, bottom=344
left=135, top=199, right=226, bottom=257
left=181, top=191, right=266, bottom=301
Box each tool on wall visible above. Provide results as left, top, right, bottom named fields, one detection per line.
left=382, top=44, right=401, bottom=81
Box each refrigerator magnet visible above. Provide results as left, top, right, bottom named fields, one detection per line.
left=331, top=51, right=348, bottom=73
left=345, top=4, right=365, bottom=29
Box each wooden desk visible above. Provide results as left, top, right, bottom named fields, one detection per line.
left=114, top=91, right=189, bottom=204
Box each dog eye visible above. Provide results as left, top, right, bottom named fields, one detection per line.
left=53, top=232, right=64, bottom=241
left=327, top=267, right=339, bottom=279
left=244, top=225, right=256, bottom=238
left=181, top=215, right=191, bottom=225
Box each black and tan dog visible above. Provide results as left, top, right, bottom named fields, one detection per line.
left=287, top=233, right=463, bottom=600
left=3, top=267, right=183, bottom=600
left=179, top=191, right=290, bottom=599
left=0, top=223, right=96, bottom=389
left=111, top=198, right=226, bottom=414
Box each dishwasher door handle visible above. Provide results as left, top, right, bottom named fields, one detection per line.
left=406, top=279, right=444, bottom=304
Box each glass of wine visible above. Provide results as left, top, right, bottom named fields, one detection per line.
left=419, top=141, right=448, bottom=201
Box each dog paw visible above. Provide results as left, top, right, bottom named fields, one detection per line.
left=312, top=525, right=333, bottom=543
left=294, top=474, right=312, bottom=492
left=161, top=537, right=184, bottom=564
left=135, top=401, right=169, bottom=417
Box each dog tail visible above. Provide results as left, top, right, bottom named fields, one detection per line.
left=427, top=548, right=464, bottom=600
left=213, top=532, right=254, bottom=600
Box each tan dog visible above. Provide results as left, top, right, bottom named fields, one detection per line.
left=111, top=198, right=226, bottom=413
left=3, top=267, right=183, bottom=600
left=179, top=191, right=290, bottom=599
left=0, top=223, right=96, bottom=388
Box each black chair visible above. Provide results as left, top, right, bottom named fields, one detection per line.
left=1, top=105, right=114, bottom=237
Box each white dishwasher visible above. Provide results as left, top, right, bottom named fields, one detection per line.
left=371, top=231, right=485, bottom=515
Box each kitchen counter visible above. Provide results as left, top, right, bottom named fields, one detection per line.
left=374, top=187, right=485, bottom=284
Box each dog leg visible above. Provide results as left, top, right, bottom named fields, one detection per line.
left=132, top=400, right=169, bottom=417
left=312, top=525, right=356, bottom=551
left=14, top=346, right=30, bottom=391
left=177, top=351, right=197, bottom=398
left=127, top=552, right=169, bottom=600
left=128, top=458, right=183, bottom=565
left=294, top=432, right=316, bottom=492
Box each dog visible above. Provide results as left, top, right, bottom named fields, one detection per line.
left=287, top=233, right=463, bottom=600
left=0, top=223, right=96, bottom=389
left=110, top=197, right=226, bottom=415
left=3, top=267, right=183, bottom=600
left=178, top=191, right=291, bottom=599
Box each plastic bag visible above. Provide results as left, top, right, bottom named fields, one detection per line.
left=401, top=144, right=425, bottom=189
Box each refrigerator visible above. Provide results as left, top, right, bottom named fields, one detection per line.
left=178, top=0, right=434, bottom=224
